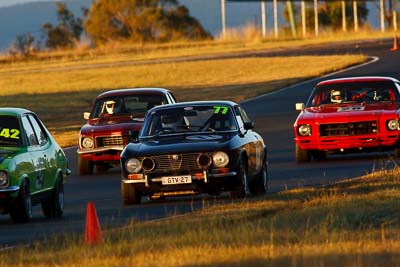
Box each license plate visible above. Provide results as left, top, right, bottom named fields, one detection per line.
left=161, top=175, right=192, bottom=185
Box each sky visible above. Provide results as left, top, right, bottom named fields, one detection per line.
left=0, top=0, right=39, bottom=7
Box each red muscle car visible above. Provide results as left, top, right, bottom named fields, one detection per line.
left=77, top=88, right=177, bottom=174
left=294, top=76, right=400, bottom=162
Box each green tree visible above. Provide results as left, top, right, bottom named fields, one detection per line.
left=284, top=1, right=368, bottom=32
left=42, top=3, right=84, bottom=49
left=9, top=33, right=36, bottom=59
left=84, top=0, right=211, bottom=45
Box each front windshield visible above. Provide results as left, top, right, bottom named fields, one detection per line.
left=92, top=94, right=168, bottom=119
left=307, top=81, right=400, bottom=107
left=142, top=105, right=238, bottom=136
left=0, top=115, right=23, bottom=147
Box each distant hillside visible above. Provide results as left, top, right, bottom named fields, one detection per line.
left=0, top=0, right=92, bottom=51
left=0, top=0, right=380, bottom=52
left=0, top=0, right=271, bottom=52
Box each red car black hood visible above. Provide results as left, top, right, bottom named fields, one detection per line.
left=299, top=102, right=400, bottom=122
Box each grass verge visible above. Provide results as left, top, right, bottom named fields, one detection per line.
left=2, top=166, right=400, bottom=266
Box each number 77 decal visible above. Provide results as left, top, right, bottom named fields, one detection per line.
left=213, top=106, right=228, bottom=115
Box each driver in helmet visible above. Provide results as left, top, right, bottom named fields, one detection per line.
left=331, top=90, right=342, bottom=103
left=160, top=113, right=184, bottom=132
left=104, top=100, right=116, bottom=115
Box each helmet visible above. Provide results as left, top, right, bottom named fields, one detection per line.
left=331, top=90, right=342, bottom=103
left=105, top=100, right=116, bottom=114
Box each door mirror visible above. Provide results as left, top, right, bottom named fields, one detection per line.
left=296, top=103, right=305, bottom=111
left=83, top=112, right=90, bottom=120
left=243, top=121, right=254, bottom=130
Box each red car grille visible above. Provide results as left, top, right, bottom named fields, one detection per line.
left=96, top=134, right=138, bottom=147
left=140, top=153, right=211, bottom=172
left=319, top=121, right=378, bottom=137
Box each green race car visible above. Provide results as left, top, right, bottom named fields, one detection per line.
left=0, top=108, right=70, bottom=223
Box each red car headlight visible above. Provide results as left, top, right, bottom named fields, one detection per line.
left=386, top=119, right=400, bottom=131
left=297, top=124, right=311, bottom=136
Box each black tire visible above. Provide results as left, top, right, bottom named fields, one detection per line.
left=96, top=165, right=109, bottom=172
left=249, top=158, right=269, bottom=195
left=229, top=158, right=250, bottom=199
left=394, top=147, right=400, bottom=158
left=121, top=182, right=141, bottom=205
left=78, top=155, right=94, bottom=175
left=10, top=180, right=32, bottom=223
left=41, top=177, right=64, bottom=219
left=312, top=150, right=327, bottom=161
left=295, top=144, right=311, bottom=163
left=257, top=160, right=269, bottom=194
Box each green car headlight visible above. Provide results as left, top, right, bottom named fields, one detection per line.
left=126, top=158, right=142, bottom=173
left=81, top=137, right=94, bottom=149
left=212, top=151, right=229, bottom=168
left=0, top=171, right=9, bottom=187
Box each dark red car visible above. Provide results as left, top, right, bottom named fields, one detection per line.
left=294, top=76, right=400, bottom=162
left=77, top=88, right=177, bottom=174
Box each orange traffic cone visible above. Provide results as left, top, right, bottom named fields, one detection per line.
left=390, top=34, right=399, bottom=51
left=84, top=201, right=103, bottom=245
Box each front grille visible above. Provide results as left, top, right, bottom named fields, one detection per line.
left=96, top=133, right=138, bottom=147
left=140, top=153, right=211, bottom=173
left=319, top=121, right=377, bottom=137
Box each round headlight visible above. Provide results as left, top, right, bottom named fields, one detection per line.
left=141, top=157, right=155, bottom=171
left=126, top=158, right=141, bottom=173
left=387, top=120, right=399, bottom=131
left=212, top=151, right=229, bottom=168
left=197, top=154, right=212, bottom=168
left=81, top=137, right=94, bottom=149
left=0, top=171, right=8, bottom=187
left=298, top=124, right=311, bottom=136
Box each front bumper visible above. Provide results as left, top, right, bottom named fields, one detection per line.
left=122, top=171, right=237, bottom=186
left=77, top=146, right=124, bottom=162
left=77, top=145, right=124, bottom=155
left=0, top=186, right=19, bottom=193
left=296, top=133, right=400, bottom=151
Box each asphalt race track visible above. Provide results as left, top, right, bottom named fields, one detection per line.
left=1, top=38, right=399, bottom=248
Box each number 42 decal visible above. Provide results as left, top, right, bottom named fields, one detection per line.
left=0, top=128, right=20, bottom=139
left=213, top=106, right=228, bottom=115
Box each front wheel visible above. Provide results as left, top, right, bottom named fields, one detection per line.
left=10, top=180, right=32, bottom=223
left=78, top=155, right=94, bottom=175
left=41, top=177, right=64, bottom=218
left=295, top=144, right=311, bottom=163
left=121, top=182, right=141, bottom=205
left=229, top=158, right=250, bottom=199
left=394, top=147, right=400, bottom=158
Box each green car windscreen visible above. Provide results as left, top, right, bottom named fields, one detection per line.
left=0, top=115, right=23, bottom=147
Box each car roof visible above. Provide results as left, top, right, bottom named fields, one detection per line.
left=96, top=88, right=172, bottom=99
left=0, top=107, right=32, bottom=116
left=149, top=100, right=238, bottom=111
left=317, top=76, right=400, bottom=86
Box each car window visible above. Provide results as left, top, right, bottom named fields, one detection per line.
left=144, top=105, right=237, bottom=136
left=308, top=81, right=400, bottom=107
left=21, top=116, right=38, bottom=146
left=27, top=114, right=48, bottom=146
left=92, top=94, right=167, bottom=118
left=166, top=93, right=177, bottom=104
left=0, top=115, right=23, bottom=147
left=234, top=106, right=251, bottom=129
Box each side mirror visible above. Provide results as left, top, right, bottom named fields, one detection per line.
left=295, top=103, right=305, bottom=111
left=243, top=121, right=254, bottom=130
left=83, top=112, right=90, bottom=120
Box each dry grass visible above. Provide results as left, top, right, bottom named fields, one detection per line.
left=0, top=54, right=366, bottom=147
left=1, top=166, right=400, bottom=267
